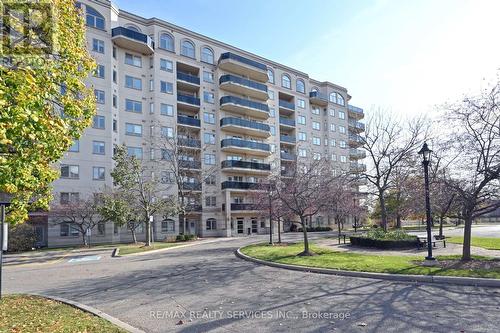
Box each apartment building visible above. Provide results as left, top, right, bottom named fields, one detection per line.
left=34, top=0, right=366, bottom=247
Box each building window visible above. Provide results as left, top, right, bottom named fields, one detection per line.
left=85, top=5, right=105, bottom=30
left=149, top=79, right=154, bottom=91
left=338, top=111, right=345, bottom=119
left=339, top=125, right=346, bottom=134
left=159, top=33, right=174, bottom=51
left=205, top=196, right=216, bottom=207
left=337, top=95, right=345, bottom=106
left=331, top=154, right=337, bottom=161
left=312, top=121, right=320, bottom=130
left=330, top=139, right=336, bottom=147
left=93, top=166, right=105, bottom=180
left=125, top=75, right=142, bottom=90
left=330, top=123, right=336, bottom=132
left=112, top=70, right=117, bottom=83
left=206, top=218, right=217, bottom=230
left=149, top=102, right=154, bottom=114
left=94, top=90, right=105, bottom=104
left=203, top=112, right=215, bottom=124
left=60, top=165, right=79, bottom=179
left=298, top=132, right=307, bottom=141
left=298, top=148, right=307, bottom=157
left=97, top=222, right=105, bottom=235
left=204, top=153, right=215, bottom=165
left=329, top=109, right=335, bottom=117
left=339, top=140, right=347, bottom=148
left=112, top=95, right=117, bottom=108
left=60, top=223, right=79, bottom=236
left=311, top=107, right=320, bottom=115
left=270, top=126, right=276, bottom=135
left=125, top=99, right=142, bottom=113
left=94, top=64, right=105, bottom=79
left=270, top=144, right=276, bottom=153
left=127, top=147, right=143, bottom=159
left=297, top=115, right=306, bottom=125
left=68, top=140, right=79, bottom=152
left=312, top=137, right=321, bottom=145
left=160, top=58, right=173, bottom=72
left=160, top=126, right=174, bottom=138
left=125, top=53, right=142, bottom=67
left=267, top=68, right=274, bottom=84
left=160, top=171, right=174, bottom=184
left=201, top=47, right=214, bottom=64
left=281, top=74, right=291, bottom=89
left=160, top=103, right=174, bottom=116
left=160, top=81, right=173, bottom=94
left=205, top=174, right=216, bottom=185
left=340, top=155, right=347, bottom=163
left=313, top=153, right=321, bottom=160
left=269, top=108, right=275, bottom=118
left=297, top=99, right=305, bottom=109
left=181, top=40, right=195, bottom=58
left=268, top=90, right=274, bottom=100
left=203, top=91, right=215, bottom=104
left=60, top=192, right=79, bottom=205
left=204, top=133, right=215, bottom=144
left=92, top=115, right=105, bottom=129
left=329, top=92, right=337, bottom=104
left=92, top=38, right=104, bottom=53
left=125, top=123, right=142, bottom=136
left=296, top=79, right=305, bottom=93
left=203, top=71, right=214, bottom=83
left=92, top=141, right=105, bottom=155
left=161, top=219, right=175, bottom=232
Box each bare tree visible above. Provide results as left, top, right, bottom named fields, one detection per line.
left=328, top=175, right=357, bottom=238
left=362, top=110, right=427, bottom=231
left=439, top=81, right=500, bottom=260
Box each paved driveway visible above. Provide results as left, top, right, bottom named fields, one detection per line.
left=4, top=233, right=500, bottom=333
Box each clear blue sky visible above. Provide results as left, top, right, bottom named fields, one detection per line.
left=114, top=0, right=500, bottom=117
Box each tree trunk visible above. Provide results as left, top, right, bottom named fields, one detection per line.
left=145, top=211, right=151, bottom=247
left=277, top=217, right=281, bottom=243
left=299, top=216, right=313, bottom=256
left=439, top=216, right=444, bottom=239
left=396, top=214, right=401, bottom=229
left=379, top=191, right=388, bottom=231
left=82, top=233, right=87, bottom=247
left=462, top=215, right=473, bottom=261
left=131, top=228, right=137, bottom=244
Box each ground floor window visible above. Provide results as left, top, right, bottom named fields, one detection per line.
left=60, top=223, right=79, bottom=237
left=161, top=219, right=175, bottom=233
left=206, top=218, right=217, bottom=230
left=251, top=218, right=258, bottom=233
left=237, top=218, right=244, bottom=234
left=97, top=222, right=105, bottom=236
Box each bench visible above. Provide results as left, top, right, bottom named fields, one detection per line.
left=417, top=236, right=446, bottom=249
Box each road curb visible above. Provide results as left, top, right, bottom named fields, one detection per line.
left=31, top=294, right=146, bottom=333
left=235, top=248, right=500, bottom=288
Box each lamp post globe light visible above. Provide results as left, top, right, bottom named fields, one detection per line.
left=418, top=142, right=435, bottom=263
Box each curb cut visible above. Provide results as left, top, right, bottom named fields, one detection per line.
left=31, top=294, right=146, bottom=333
left=235, top=248, right=500, bottom=288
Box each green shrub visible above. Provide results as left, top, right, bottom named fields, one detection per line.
left=176, top=235, right=184, bottom=242
left=365, top=229, right=416, bottom=241
left=7, top=223, right=36, bottom=252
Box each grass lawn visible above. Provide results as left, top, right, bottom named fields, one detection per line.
left=118, top=241, right=184, bottom=255
left=241, top=243, right=500, bottom=279
left=0, top=295, right=126, bottom=333
left=447, top=236, right=500, bottom=250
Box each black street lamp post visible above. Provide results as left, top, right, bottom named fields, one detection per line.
left=418, top=142, right=435, bottom=262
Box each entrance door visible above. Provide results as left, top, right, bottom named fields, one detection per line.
left=237, top=218, right=244, bottom=234
left=34, top=225, right=47, bottom=248
left=251, top=218, right=258, bottom=234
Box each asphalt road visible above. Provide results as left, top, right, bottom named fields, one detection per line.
left=4, top=232, right=500, bottom=333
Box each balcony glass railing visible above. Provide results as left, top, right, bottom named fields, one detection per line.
left=348, top=105, right=364, bottom=115
left=178, top=160, right=201, bottom=169
left=177, top=72, right=200, bottom=85
left=181, top=182, right=202, bottom=191
left=219, top=74, right=267, bottom=92
left=280, top=152, right=296, bottom=160
left=309, top=91, right=328, bottom=101
left=177, top=94, right=200, bottom=106
left=111, top=27, right=155, bottom=49
left=349, top=149, right=366, bottom=159
left=222, top=203, right=259, bottom=211
left=349, top=134, right=364, bottom=144
left=221, top=160, right=271, bottom=171
left=220, top=96, right=269, bottom=113
left=348, top=119, right=365, bottom=131
left=280, top=135, right=296, bottom=143
left=279, top=99, right=295, bottom=110
left=187, top=204, right=203, bottom=212
left=220, top=117, right=270, bottom=132
left=177, top=115, right=200, bottom=127
left=178, top=138, right=201, bottom=148
left=221, top=138, right=270, bottom=152
left=218, top=52, right=267, bottom=71
left=221, top=181, right=266, bottom=190
left=279, top=117, right=295, bottom=127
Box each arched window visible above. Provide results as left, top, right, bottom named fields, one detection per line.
left=281, top=74, right=291, bottom=89
left=267, top=68, right=275, bottom=84
left=201, top=47, right=214, bottom=64
left=125, top=24, right=140, bottom=32
left=296, top=79, right=305, bottom=93
left=337, top=94, right=345, bottom=106
left=85, top=5, right=105, bottom=29
left=206, top=218, right=217, bottom=230
left=181, top=40, right=195, bottom=58
left=159, top=33, right=174, bottom=51
left=329, top=92, right=337, bottom=104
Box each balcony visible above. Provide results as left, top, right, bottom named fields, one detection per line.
left=349, top=148, right=366, bottom=160
left=280, top=152, right=296, bottom=161
left=222, top=203, right=260, bottom=211
left=220, top=117, right=270, bottom=138
left=177, top=71, right=200, bottom=87
left=348, top=119, right=365, bottom=133
left=349, top=134, right=364, bottom=148
left=279, top=117, right=295, bottom=129
left=180, top=182, right=202, bottom=191
left=309, top=91, right=328, bottom=107
left=280, top=135, right=296, bottom=145
left=218, top=52, right=268, bottom=82
left=179, top=160, right=201, bottom=170
left=178, top=138, right=201, bottom=149
left=221, top=138, right=271, bottom=156
left=187, top=204, right=203, bottom=212
left=348, top=105, right=364, bottom=120
left=350, top=162, right=367, bottom=174
left=221, top=160, right=271, bottom=174
left=177, top=94, right=200, bottom=111
left=177, top=115, right=200, bottom=128
left=280, top=170, right=295, bottom=178
left=220, top=95, right=269, bottom=119
left=111, top=27, right=154, bottom=55
left=221, top=181, right=267, bottom=191
left=279, top=99, right=295, bottom=113
left=219, top=74, right=268, bottom=100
